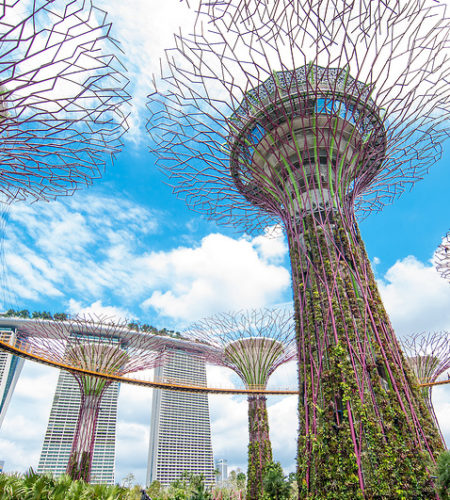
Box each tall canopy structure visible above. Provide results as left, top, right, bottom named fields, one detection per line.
left=0, top=0, right=129, bottom=204
left=436, top=232, right=450, bottom=283
left=400, top=331, right=450, bottom=445
left=15, top=316, right=166, bottom=482
left=148, top=0, right=449, bottom=497
left=187, top=308, right=295, bottom=499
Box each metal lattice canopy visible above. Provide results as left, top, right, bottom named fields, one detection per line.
left=14, top=315, right=167, bottom=382
left=0, top=0, right=130, bottom=203
left=399, top=331, right=450, bottom=442
left=186, top=308, right=296, bottom=389
left=400, top=331, right=450, bottom=388
left=148, top=0, right=449, bottom=233
left=436, top=231, right=450, bottom=283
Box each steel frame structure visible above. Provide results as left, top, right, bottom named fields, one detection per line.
left=436, top=232, right=450, bottom=283
left=147, top=1, right=449, bottom=497
left=14, top=316, right=165, bottom=482
left=0, top=332, right=448, bottom=393
left=0, top=0, right=129, bottom=204
left=187, top=308, right=295, bottom=499
left=400, top=331, right=450, bottom=445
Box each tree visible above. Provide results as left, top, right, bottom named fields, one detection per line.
left=122, top=472, right=136, bottom=489
left=236, top=472, right=246, bottom=490
left=147, top=480, right=163, bottom=498
left=262, top=462, right=291, bottom=500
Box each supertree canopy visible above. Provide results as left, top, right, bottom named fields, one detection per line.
left=400, top=331, right=450, bottom=445
left=436, top=232, right=450, bottom=283
left=148, top=0, right=449, bottom=497
left=0, top=0, right=129, bottom=203
left=15, top=316, right=166, bottom=482
left=187, top=308, right=295, bottom=500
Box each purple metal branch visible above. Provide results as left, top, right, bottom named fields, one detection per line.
left=0, top=0, right=130, bottom=204
left=400, top=331, right=450, bottom=445
left=186, top=308, right=296, bottom=388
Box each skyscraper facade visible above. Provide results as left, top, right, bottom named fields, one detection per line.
left=146, top=349, right=215, bottom=486
left=0, top=325, right=25, bottom=428
left=37, top=368, right=119, bottom=484
left=215, top=458, right=228, bottom=484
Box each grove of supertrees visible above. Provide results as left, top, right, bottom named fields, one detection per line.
left=15, top=316, right=166, bottom=482
left=148, top=0, right=449, bottom=497
left=400, top=331, right=450, bottom=445
left=436, top=232, right=450, bottom=283
left=187, top=308, right=295, bottom=499
left=0, top=0, right=129, bottom=205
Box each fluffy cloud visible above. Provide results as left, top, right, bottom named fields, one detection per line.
left=3, top=194, right=160, bottom=306
left=67, top=299, right=133, bottom=322
left=94, top=0, right=200, bottom=145
left=0, top=362, right=58, bottom=473
left=3, top=196, right=290, bottom=325
left=141, top=232, right=290, bottom=321
left=377, top=255, right=450, bottom=336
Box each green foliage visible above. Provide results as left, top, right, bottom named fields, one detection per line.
left=0, top=470, right=129, bottom=499
left=167, top=472, right=212, bottom=500
left=436, top=450, right=450, bottom=499
left=292, top=217, right=441, bottom=498
left=236, top=472, right=246, bottom=489
left=262, top=462, right=291, bottom=500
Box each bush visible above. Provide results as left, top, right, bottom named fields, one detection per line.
left=437, top=450, right=450, bottom=500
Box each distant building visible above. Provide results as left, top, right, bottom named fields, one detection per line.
left=215, top=458, right=228, bottom=484
left=0, top=326, right=25, bottom=428
left=0, top=460, right=4, bottom=473
left=37, top=365, right=119, bottom=483
left=146, top=349, right=215, bottom=486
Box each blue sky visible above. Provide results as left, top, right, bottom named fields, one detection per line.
left=0, top=0, right=449, bottom=488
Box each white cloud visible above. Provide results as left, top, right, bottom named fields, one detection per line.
left=252, top=225, right=287, bottom=263
left=3, top=196, right=290, bottom=323
left=377, top=255, right=450, bottom=336
left=93, top=0, right=201, bottom=145
left=141, top=233, right=290, bottom=321
left=67, top=299, right=133, bottom=322
left=433, top=385, right=450, bottom=443
left=0, top=362, right=58, bottom=473
left=2, top=194, right=160, bottom=308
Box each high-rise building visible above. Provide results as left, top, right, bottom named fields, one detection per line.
left=37, top=368, right=119, bottom=484
left=215, top=458, right=228, bottom=484
left=0, top=326, right=25, bottom=429
left=147, top=349, right=215, bottom=486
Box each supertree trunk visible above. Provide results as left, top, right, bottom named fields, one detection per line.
left=67, top=388, right=104, bottom=482
left=287, top=209, right=443, bottom=498
left=247, top=395, right=272, bottom=500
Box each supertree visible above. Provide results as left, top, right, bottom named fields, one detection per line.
left=400, top=331, right=450, bottom=445
left=187, top=308, right=295, bottom=500
left=0, top=0, right=129, bottom=204
left=15, top=315, right=166, bottom=482
left=436, top=232, right=450, bottom=283
left=147, top=0, right=449, bottom=497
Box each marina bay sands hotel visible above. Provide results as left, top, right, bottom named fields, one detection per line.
left=0, top=317, right=216, bottom=485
